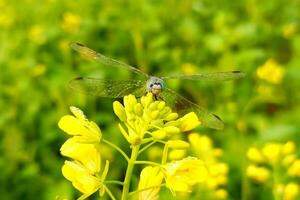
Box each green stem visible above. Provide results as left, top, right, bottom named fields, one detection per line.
left=272, top=165, right=281, bottom=200
left=104, top=180, right=124, bottom=186
left=161, top=143, right=169, bottom=165
left=138, top=140, right=156, bottom=155
left=134, top=160, right=162, bottom=167
left=128, top=183, right=166, bottom=197
left=121, top=145, right=140, bottom=200
left=102, top=139, right=129, bottom=162
left=104, top=185, right=117, bottom=200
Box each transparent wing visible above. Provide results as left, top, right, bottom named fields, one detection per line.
left=70, top=42, right=149, bottom=78
left=69, top=77, right=146, bottom=98
left=160, top=88, right=224, bottom=130
left=161, top=71, right=245, bottom=81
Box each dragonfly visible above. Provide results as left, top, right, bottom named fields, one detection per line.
left=69, top=42, right=245, bottom=130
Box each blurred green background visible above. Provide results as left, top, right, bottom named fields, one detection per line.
left=0, top=0, right=299, bottom=199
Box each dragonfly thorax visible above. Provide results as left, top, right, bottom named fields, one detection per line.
left=146, top=76, right=165, bottom=96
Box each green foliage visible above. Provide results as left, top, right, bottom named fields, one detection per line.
left=0, top=0, right=299, bottom=199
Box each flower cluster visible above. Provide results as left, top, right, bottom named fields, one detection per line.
left=58, top=94, right=208, bottom=200
left=113, top=93, right=200, bottom=145
left=247, top=141, right=299, bottom=200
left=58, top=106, right=109, bottom=200
left=256, top=58, right=285, bottom=85
left=188, top=133, right=229, bottom=199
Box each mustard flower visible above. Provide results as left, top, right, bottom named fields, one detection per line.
left=261, top=142, right=282, bottom=165
left=256, top=59, right=285, bottom=84
left=246, top=165, right=270, bottom=183
left=247, top=147, right=264, bottom=163
left=288, top=159, right=300, bottom=177
left=60, top=137, right=101, bottom=174
left=138, top=166, right=164, bottom=200
left=58, top=106, right=101, bottom=143
left=164, top=157, right=208, bottom=192
left=283, top=182, right=299, bottom=200
left=62, top=160, right=101, bottom=197
left=62, top=12, right=81, bottom=33
left=113, top=93, right=200, bottom=145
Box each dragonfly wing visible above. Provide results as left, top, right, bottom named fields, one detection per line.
left=69, top=77, right=146, bottom=98
left=70, top=42, right=149, bottom=78
left=161, top=71, right=245, bottom=81
left=160, top=88, right=224, bottom=130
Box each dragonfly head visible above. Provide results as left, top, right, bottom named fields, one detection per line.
left=146, top=76, right=165, bottom=95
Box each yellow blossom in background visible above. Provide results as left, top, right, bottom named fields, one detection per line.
left=282, top=23, right=297, bottom=39
left=247, top=147, right=264, bottom=163
left=58, top=106, right=101, bottom=143
left=261, top=142, right=282, bottom=165
left=164, top=157, right=207, bottom=192
left=181, top=63, right=198, bottom=75
left=282, top=154, right=297, bottom=167
left=256, top=59, right=285, bottom=84
left=283, top=182, right=299, bottom=200
left=62, top=12, right=81, bottom=32
left=215, top=189, right=228, bottom=199
left=138, top=166, right=164, bottom=200
left=288, top=159, right=300, bottom=177
left=28, top=24, right=47, bottom=45
left=32, top=64, right=46, bottom=77
left=246, top=165, right=270, bottom=183
left=282, top=141, right=296, bottom=155
left=0, top=7, right=14, bottom=28
left=188, top=132, right=229, bottom=198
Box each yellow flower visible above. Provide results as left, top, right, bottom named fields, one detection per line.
left=62, top=12, right=81, bottom=33
left=282, top=154, right=297, bottom=167
left=283, top=182, right=299, bottom=200
left=138, top=166, right=164, bottom=200
left=164, top=157, right=207, bottom=192
left=168, top=149, right=187, bottom=161
left=282, top=23, right=297, bottom=39
left=62, top=160, right=101, bottom=197
left=58, top=106, right=101, bottom=143
left=60, top=137, right=101, bottom=174
left=215, top=189, right=228, bottom=199
left=246, top=165, right=270, bottom=183
left=261, top=143, right=282, bottom=165
left=178, top=112, right=201, bottom=132
left=282, top=141, right=296, bottom=155
left=247, top=147, right=264, bottom=163
left=28, top=24, right=47, bottom=45
left=167, top=140, right=190, bottom=149
left=113, top=94, right=200, bottom=144
left=256, top=59, right=285, bottom=84
left=288, top=159, right=300, bottom=177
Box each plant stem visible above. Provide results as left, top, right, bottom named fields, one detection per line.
left=134, top=160, right=162, bottom=167
left=121, top=145, right=140, bottom=200
left=138, top=140, right=156, bottom=155
left=104, top=185, right=117, bottom=200
left=102, top=139, right=129, bottom=162
left=104, top=180, right=124, bottom=186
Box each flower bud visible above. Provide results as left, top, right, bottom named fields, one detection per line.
left=163, top=126, right=180, bottom=135
left=113, top=101, right=127, bottom=121
left=165, top=113, right=178, bottom=121
left=167, top=140, right=190, bottom=149
left=152, top=129, right=167, bottom=140
left=179, top=112, right=200, bottom=132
